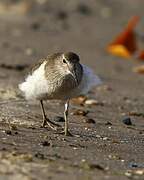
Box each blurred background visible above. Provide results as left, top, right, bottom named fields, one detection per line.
left=0, top=0, right=144, bottom=90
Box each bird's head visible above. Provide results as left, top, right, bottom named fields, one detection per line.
left=55, top=52, right=83, bottom=86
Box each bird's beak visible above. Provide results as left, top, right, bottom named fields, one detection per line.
left=70, top=70, right=79, bottom=86
left=67, top=64, right=79, bottom=86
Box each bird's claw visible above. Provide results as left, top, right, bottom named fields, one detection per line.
left=41, top=118, right=61, bottom=130
left=57, top=129, right=73, bottom=136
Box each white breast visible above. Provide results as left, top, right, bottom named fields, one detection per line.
left=19, top=62, right=49, bottom=100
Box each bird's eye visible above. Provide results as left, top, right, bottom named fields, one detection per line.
left=63, top=59, right=67, bottom=63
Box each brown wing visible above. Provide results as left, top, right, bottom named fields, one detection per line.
left=28, top=52, right=63, bottom=75
left=30, top=58, right=46, bottom=74
left=21, top=58, right=47, bottom=81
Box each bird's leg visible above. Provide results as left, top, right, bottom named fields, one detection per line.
left=40, top=100, right=60, bottom=130
left=40, top=100, right=47, bottom=127
left=63, top=100, right=72, bottom=136
left=40, top=100, right=48, bottom=127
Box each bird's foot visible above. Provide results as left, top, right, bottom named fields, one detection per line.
left=58, top=129, right=73, bottom=136
left=41, top=118, right=61, bottom=131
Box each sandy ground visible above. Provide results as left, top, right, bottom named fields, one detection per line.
left=0, top=0, right=144, bottom=180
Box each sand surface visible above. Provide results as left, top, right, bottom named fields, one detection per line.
left=0, top=0, right=144, bottom=180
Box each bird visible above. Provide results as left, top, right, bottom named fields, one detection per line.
left=19, top=52, right=101, bottom=136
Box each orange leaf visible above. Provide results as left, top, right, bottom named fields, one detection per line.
left=107, top=45, right=131, bottom=58
left=137, top=50, right=144, bottom=60
left=107, top=16, right=139, bottom=58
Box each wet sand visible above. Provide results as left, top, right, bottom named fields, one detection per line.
left=0, top=1, right=144, bottom=180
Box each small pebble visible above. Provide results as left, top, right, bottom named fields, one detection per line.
left=96, top=135, right=101, bottom=138
left=1, top=147, right=7, bottom=151
left=41, top=141, right=50, bottom=146
left=131, top=164, right=138, bottom=168
left=31, top=22, right=41, bottom=31
left=118, top=106, right=124, bottom=110
left=81, top=159, right=86, bottom=162
left=76, top=4, right=91, bottom=15
left=97, top=85, right=112, bottom=91
left=122, top=117, right=132, bottom=125
left=73, top=147, right=77, bottom=150
left=25, top=48, right=34, bottom=56
left=105, top=121, right=112, bottom=125
left=5, top=130, right=12, bottom=135
left=28, top=126, right=36, bottom=130
left=123, top=97, right=132, bottom=104
left=125, top=171, right=132, bottom=177
left=54, top=116, right=65, bottom=122
left=88, top=164, right=105, bottom=170
left=84, top=127, right=89, bottom=130
left=10, top=124, right=17, bottom=130
left=103, top=137, right=109, bottom=141
left=56, top=10, right=68, bottom=20
left=35, top=152, right=45, bottom=159
left=84, top=118, right=95, bottom=124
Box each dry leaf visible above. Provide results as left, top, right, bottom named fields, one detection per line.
left=137, top=50, right=144, bottom=60
left=107, top=45, right=131, bottom=58
left=0, top=0, right=33, bottom=15
left=133, top=65, right=144, bottom=74
left=134, top=169, right=144, bottom=175
left=72, top=109, right=89, bottom=116
left=71, top=96, right=87, bottom=106
left=107, top=16, right=139, bottom=58
left=84, top=99, right=104, bottom=106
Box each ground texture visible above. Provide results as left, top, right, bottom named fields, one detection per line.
left=0, top=0, right=144, bottom=180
